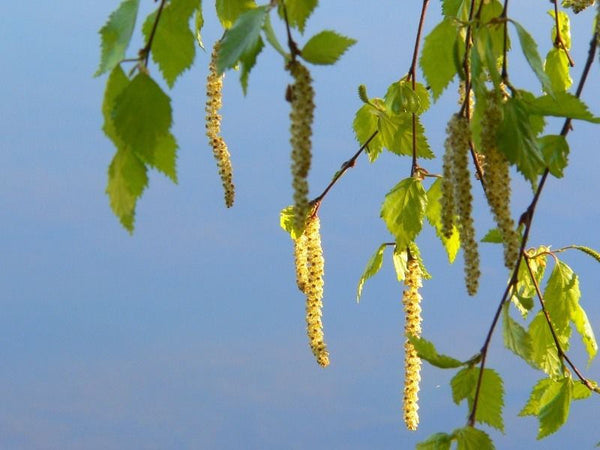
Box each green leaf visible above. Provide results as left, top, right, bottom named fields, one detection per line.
left=510, top=20, right=554, bottom=96
left=356, top=244, right=387, bottom=302
left=544, top=48, right=572, bottom=93
left=384, top=80, right=430, bottom=115
left=112, top=73, right=173, bottom=162
left=392, top=247, right=408, bottom=282
left=378, top=112, right=434, bottom=158
left=352, top=103, right=385, bottom=162
left=523, top=92, right=600, bottom=123
left=106, top=148, right=148, bottom=232
left=215, top=0, right=256, bottom=28
left=496, top=95, right=545, bottom=183
left=453, top=427, right=495, bottom=450
left=102, top=66, right=130, bottom=144
left=195, top=2, right=205, bottom=49
left=216, top=6, right=268, bottom=73
left=569, top=245, right=600, bottom=264
left=96, top=0, right=140, bottom=76
left=502, top=302, right=534, bottom=365
left=519, top=378, right=554, bottom=416
left=142, top=0, right=200, bottom=88
left=262, top=14, right=288, bottom=59
left=420, top=19, right=459, bottom=100
left=511, top=249, right=548, bottom=316
left=529, top=312, right=570, bottom=377
left=539, top=135, right=569, bottom=178
left=549, top=10, right=571, bottom=50
left=239, top=36, right=264, bottom=94
left=425, top=178, right=460, bottom=263
left=149, top=132, right=178, bottom=182
left=451, top=367, right=504, bottom=431
left=278, top=0, right=318, bottom=33
left=416, top=432, right=452, bottom=450
left=408, top=335, right=463, bottom=369
left=280, top=205, right=305, bottom=240
left=380, top=177, right=427, bottom=249
left=572, top=380, right=593, bottom=400
left=537, top=377, right=572, bottom=439
left=544, top=261, right=578, bottom=330
left=442, top=0, right=464, bottom=18
left=571, top=302, right=598, bottom=365
left=301, top=30, right=356, bottom=65
left=481, top=228, right=503, bottom=244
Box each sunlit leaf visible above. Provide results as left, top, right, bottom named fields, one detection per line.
left=381, top=177, right=427, bottom=249
left=356, top=244, right=387, bottom=302
left=408, top=335, right=463, bottom=369
left=301, top=30, right=356, bottom=65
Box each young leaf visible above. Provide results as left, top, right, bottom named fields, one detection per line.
left=496, top=95, right=545, bottom=183
left=523, top=92, right=600, bottom=123
left=481, top=228, right=503, bottom=244
left=416, top=432, right=452, bottom=450
left=239, top=36, right=264, bottom=94
left=529, top=312, right=570, bottom=377
left=149, top=132, right=178, bottom=182
left=378, top=112, right=434, bottom=158
left=407, top=335, right=463, bottom=369
left=301, top=30, right=356, bottom=65
left=519, top=378, right=554, bottom=416
left=356, top=244, right=387, bottom=302
left=454, top=367, right=505, bottom=431
left=102, top=66, right=130, bottom=144
left=453, top=426, right=495, bottom=450
left=112, top=73, right=173, bottom=162
left=216, top=6, right=268, bottom=73
left=451, top=367, right=478, bottom=405
left=502, top=302, right=534, bottom=365
left=425, top=178, right=460, bottom=263
left=384, top=80, right=430, bottom=115
left=549, top=10, right=571, bottom=50
left=262, top=14, right=288, bottom=59
left=539, top=135, right=569, bottom=178
left=571, top=302, right=598, bottom=365
left=353, top=104, right=384, bottom=162
left=278, top=0, right=318, bottom=33
left=420, top=19, right=459, bottom=100
left=280, top=205, right=305, bottom=240
left=215, top=0, right=256, bottom=29
left=572, top=380, right=593, bottom=400
left=142, top=0, right=200, bottom=88
left=537, top=377, right=572, bottom=439
left=544, top=48, right=572, bottom=93
left=195, top=3, right=205, bottom=49
left=106, top=148, right=148, bottom=232
left=510, top=20, right=554, bottom=96
left=380, top=177, right=427, bottom=249
left=544, top=261, right=579, bottom=332
left=96, top=0, right=141, bottom=76
left=392, top=247, right=408, bottom=282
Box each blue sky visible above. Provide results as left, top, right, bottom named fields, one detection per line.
left=1, top=1, right=599, bottom=449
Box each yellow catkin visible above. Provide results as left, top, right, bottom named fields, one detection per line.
left=206, top=41, right=235, bottom=208
left=287, top=60, right=315, bottom=232
left=294, top=232, right=309, bottom=293
left=447, top=114, right=480, bottom=295
left=441, top=123, right=457, bottom=239
left=304, top=214, right=329, bottom=367
left=402, top=258, right=423, bottom=431
left=481, top=90, right=520, bottom=269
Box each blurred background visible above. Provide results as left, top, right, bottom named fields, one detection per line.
left=1, top=1, right=599, bottom=448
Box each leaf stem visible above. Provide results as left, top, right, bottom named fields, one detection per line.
left=552, top=0, right=575, bottom=67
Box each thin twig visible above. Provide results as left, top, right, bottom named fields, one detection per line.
left=141, top=0, right=168, bottom=67
left=552, top=0, right=576, bottom=67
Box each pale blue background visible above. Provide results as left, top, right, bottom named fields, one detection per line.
left=1, top=1, right=599, bottom=449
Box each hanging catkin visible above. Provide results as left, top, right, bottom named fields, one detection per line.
left=402, top=258, right=423, bottom=431
left=304, top=214, right=329, bottom=367
left=206, top=41, right=235, bottom=207
left=287, top=60, right=315, bottom=233
left=445, top=114, right=480, bottom=295
left=481, top=90, right=520, bottom=269
left=294, top=232, right=309, bottom=293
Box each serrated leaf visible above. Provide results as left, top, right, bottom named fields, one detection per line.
left=356, top=244, right=387, bottom=302
left=195, top=2, right=205, bottom=49
left=378, top=112, right=434, bottom=158
left=510, top=20, right=554, bottom=96
left=381, top=177, right=427, bottom=249
left=537, top=377, right=572, bottom=439
left=408, top=335, right=463, bottom=368
left=481, top=228, right=503, bottom=244
left=502, top=302, right=534, bottom=364
left=420, top=18, right=459, bottom=100
left=544, top=48, right=572, bottom=93
left=239, top=36, right=264, bottom=94
left=523, top=92, right=600, bottom=123
left=544, top=261, right=578, bottom=332
left=539, top=134, right=569, bottom=178
left=384, top=80, right=430, bottom=115
left=216, top=6, right=268, bottom=73
left=511, top=249, right=548, bottom=316
left=451, top=367, right=504, bottom=431
left=142, top=0, right=200, bottom=87
left=453, top=427, right=495, bottom=450
left=106, top=148, right=148, bottom=232
left=442, top=0, right=464, bottom=18
left=425, top=178, right=460, bottom=263
left=529, top=312, right=570, bottom=377
left=112, top=73, right=172, bottom=162
left=301, top=30, right=356, bottom=65
left=353, top=104, right=384, bottom=162
left=278, top=0, right=318, bottom=33
left=215, top=0, right=256, bottom=28
left=392, top=247, right=408, bottom=282
left=496, top=96, right=545, bottom=183
left=549, top=10, right=571, bottom=50
left=102, top=66, right=130, bottom=144
left=150, top=132, right=178, bottom=182
left=571, top=302, right=598, bottom=364
left=262, top=14, right=288, bottom=59
left=280, top=205, right=305, bottom=240
left=572, top=380, right=593, bottom=400
left=96, top=0, right=140, bottom=76
left=416, top=432, right=453, bottom=450
left=519, top=378, right=554, bottom=416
